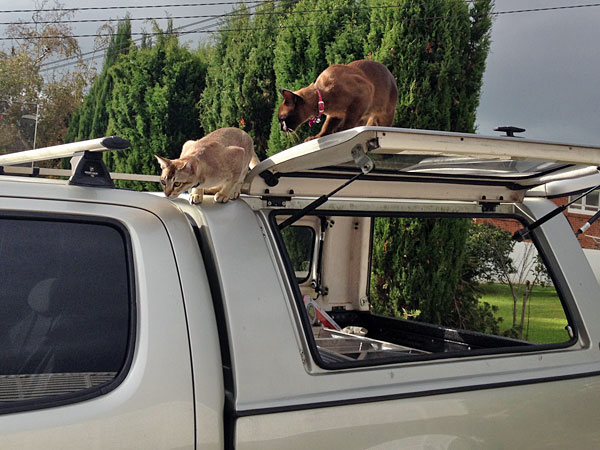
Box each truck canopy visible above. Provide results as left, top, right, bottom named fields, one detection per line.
left=245, top=127, right=600, bottom=203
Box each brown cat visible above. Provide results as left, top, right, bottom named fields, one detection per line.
left=277, top=60, right=398, bottom=142
left=155, top=127, right=259, bottom=205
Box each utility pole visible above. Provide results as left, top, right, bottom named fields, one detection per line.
left=21, top=102, right=39, bottom=167
left=21, top=102, right=39, bottom=150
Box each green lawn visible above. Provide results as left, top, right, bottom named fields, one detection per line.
left=479, top=283, right=570, bottom=344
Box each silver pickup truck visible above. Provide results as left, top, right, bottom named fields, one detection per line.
left=1, top=127, right=600, bottom=449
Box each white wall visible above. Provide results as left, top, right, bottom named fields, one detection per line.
left=510, top=243, right=600, bottom=286
left=583, top=249, right=600, bottom=285
left=508, top=242, right=547, bottom=284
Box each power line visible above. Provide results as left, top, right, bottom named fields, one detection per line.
left=18, top=8, right=557, bottom=47
left=38, top=27, right=212, bottom=72
left=39, top=16, right=228, bottom=70
left=6, top=1, right=600, bottom=37
left=12, top=1, right=600, bottom=72
left=0, top=1, right=263, bottom=15
left=39, top=2, right=265, bottom=72
left=1, top=1, right=470, bottom=25
left=0, top=0, right=479, bottom=15
left=0, top=7, right=444, bottom=26
left=0, top=14, right=234, bottom=26
left=494, top=2, right=600, bottom=15
left=33, top=1, right=265, bottom=70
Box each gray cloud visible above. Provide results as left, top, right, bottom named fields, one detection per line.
left=476, top=0, right=600, bottom=145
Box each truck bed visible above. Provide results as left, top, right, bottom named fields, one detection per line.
left=319, top=310, right=532, bottom=361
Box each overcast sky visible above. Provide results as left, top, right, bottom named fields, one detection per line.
left=2, top=0, right=599, bottom=146
left=477, top=0, right=600, bottom=146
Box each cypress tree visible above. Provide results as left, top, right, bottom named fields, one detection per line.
left=200, top=1, right=280, bottom=159
left=239, top=1, right=280, bottom=159
left=197, top=24, right=231, bottom=137
left=368, top=0, right=493, bottom=330
left=105, top=28, right=208, bottom=189
left=365, top=0, right=491, bottom=132
left=65, top=18, right=132, bottom=143
left=371, top=218, right=470, bottom=326
left=267, top=0, right=369, bottom=154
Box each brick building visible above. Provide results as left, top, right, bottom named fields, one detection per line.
left=477, top=191, right=600, bottom=283
left=477, top=194, right=600, bottom=283
left=481, top=196, right=600, bottom=251
left=557, top=195, right=600, bottom=250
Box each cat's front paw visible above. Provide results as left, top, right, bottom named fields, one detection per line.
left=214, top=192, right=230, bottom=203
left=189, top=186, right=204, bottom=205
left=189, top=193, right=203, bottom=205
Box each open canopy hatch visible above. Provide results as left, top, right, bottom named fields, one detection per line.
left=244, top=127, right=600, bottom=203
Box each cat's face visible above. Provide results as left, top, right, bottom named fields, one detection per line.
left=155, top=155, right=197, bottom=198
left=277, top=88, right=312, bottom=133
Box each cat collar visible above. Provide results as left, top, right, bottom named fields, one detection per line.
left=308, top=88, right=325, bottom=127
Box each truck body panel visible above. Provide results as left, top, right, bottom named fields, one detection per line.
left=235, top=377, right=600, bottom=450
left=2, top=127, right=600, bottom=448
left=0, top=188, right=222, bottom=449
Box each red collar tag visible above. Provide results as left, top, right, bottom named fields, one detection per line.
left=309, top=88, right=325, bottom=127
left=316, top=88, right=325, bottom=115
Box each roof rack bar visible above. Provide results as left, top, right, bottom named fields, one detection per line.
left=0, top=165, right=160, bottom=183
left=0, top=136, right=130, bottom=166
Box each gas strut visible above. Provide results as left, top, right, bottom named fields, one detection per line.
left=513, top=182, right=600, bottom=241
left=577, top=209, right=600, bottom=236
left=278, top=144, right=374, bottom=230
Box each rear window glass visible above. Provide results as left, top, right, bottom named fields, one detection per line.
left=281, top=226, right=315, bottom=281
left=276, top=213, right=573, bottom=368
left=0, top=217, right=132, bottom=407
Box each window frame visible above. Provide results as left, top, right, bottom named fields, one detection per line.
left=568, top=189, right=600, bottom=215
left=279, top=225, right=316, bottom=283
left=0, top=211, right=137, bottom=415
left=270, top=208, right=577, bottom=371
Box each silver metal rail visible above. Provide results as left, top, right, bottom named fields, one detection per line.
left=0, top=166, right=160, bottom=183
left=0, top=136, right=130, bottom=166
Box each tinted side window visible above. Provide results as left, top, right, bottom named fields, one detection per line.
left=0, top=217, right=131, bottom=406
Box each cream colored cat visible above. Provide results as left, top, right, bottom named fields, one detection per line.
left=155, top=127, right=259, bottom=205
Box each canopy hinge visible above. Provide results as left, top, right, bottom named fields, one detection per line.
left=352, top=144, right=374, bottom=174
left=261, top=195, right=291, bottom=207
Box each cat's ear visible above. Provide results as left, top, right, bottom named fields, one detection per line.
left=155, top=155, right=172, bottom=170
left=280, top=88, right=301, bottom=105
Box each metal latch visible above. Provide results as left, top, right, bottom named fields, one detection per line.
left=351, top=144, right=374, bottom=174
left=261, top=195, right=291, bottom=207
